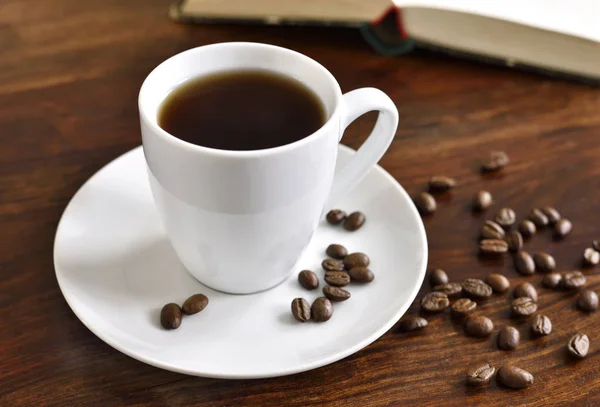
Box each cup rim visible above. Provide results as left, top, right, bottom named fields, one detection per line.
left=138, top=42, right=343, bottom=158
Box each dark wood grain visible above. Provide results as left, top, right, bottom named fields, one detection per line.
left=1, top=1, right=599, bottom=406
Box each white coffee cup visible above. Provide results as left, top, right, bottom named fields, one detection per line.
left=139, top=42, right=398, bottom=294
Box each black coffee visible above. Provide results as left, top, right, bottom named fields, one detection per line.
left=158, top=70, right=326, bottom=151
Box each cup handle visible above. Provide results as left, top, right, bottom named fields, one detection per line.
left=328, top=88, right=399, bottom=203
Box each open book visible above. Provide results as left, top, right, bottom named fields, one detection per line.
left=171, top=0, right=600, bottom=82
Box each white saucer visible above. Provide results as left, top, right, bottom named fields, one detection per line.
left=53, top=145, right=427, bottom=379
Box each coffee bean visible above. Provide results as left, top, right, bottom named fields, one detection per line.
left=514, top=282, right=538, bottom=301
left=428, top=176, right=456, bottom=193
left=593, top=240, right=600, bottom=252
left=344, top=211, right=366, bottom=231
left=326, top=244, right=348, bottom=260
left=343, top=252, right=370, bottom=270
left=429, top=268, right=449, bottom=286
left=324, top=271, right=350, bottom=287
left=541, top=206, right=561, bottom=225
left=562, top=271, right=586, bottom=289
left=466, top=363, right=496, bottom=386
left=397, top=316, right=428, bottom=332
left=512, top=297, right=537, bottom=316
left=311, top=297, right=333, bottom=322
left=322, top=258, right=344, bottom=271
left=583, top=247, right=600, bottom=266
left=326, top=209, right=346, bottom=225
left=348, top=267, right=374, bottom=283
left=485, top=273, right=510, bottom=294
left=518, top=220, right=537, bottom=237
left=452, top=298, right=477, bottom=316
left=414, top=192, right=436, bottom=215
left=554, top=218, right=572, bottom=239
left=498, top=326, right=520, bottom=350
left=480, top=239, right=509, bottom=256
left=531, top=314, right=552, bottom=336
left=160, top=303, right=182, bottom=330
left=421, top=292, right=450, bottom=312
left=481, top=150, right=509, bottom=172
left=465, top=315, right=494, bottom=337
left=577, top=290, right=598, bottom=312
left=473, top=190, right=493, bottom=211
left=434, top=282, right=463, bottom=297
left=182, top=294, right=209, bottom=315
left=514, top=250, right=535, bottom=275
left=291, top=298, right=311, bottom=322
left=462, top=278, right=493, bottom=299
left=533, top=252, right=556, bottom=273
left=542, top=272, right=562, bottom=289
left=298, top=270, right=319, bottom=290
left=567, top=333, right=589, bottom=358
left=529, top=208, right=549, bottom=227
left=495, top=207, right=516, bottom=227
left=506, top=231, right=523, bottom=252
left=481, top=220, right=505, bottom=240
left=497, top=366, right=534, bottom=389
left=323, top=285, right=351, bottom=302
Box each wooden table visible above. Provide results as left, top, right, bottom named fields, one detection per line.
left=2, top=1, right=599, bottom=405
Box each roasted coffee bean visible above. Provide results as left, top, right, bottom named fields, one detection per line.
left=542, top=207, right=561, bottom=225
left=577, top=290, right=598, bottom=312
left=485, top=273, right=510, bottom=294
left=473, top=190, right=493, bottom=211
left=554, top=218, right=572, bottom=239
left=414, top=192, right=436, bottom=215
left=421, top=292, right=450, bottom=312
left=348, top=267, right=374, bottom=283
left=430, top=268, right=449, bottom=286
left=323, top=285, right=351, bottom=302
left=529, top=208, right=549, bottom=227
left=542, top=272, right=562, bottom=289
left=512, top=297, right=537, bottom=316
left=291, top=298, right=311, bottom=322
left=428, top=176, right=456, bottom=193
left=515, top=250, right=535, bottom=275
left=531, top=314, right=552, bottom=336
left=583, top=247, right=600, bottom=266
left=462, top=278, right=493, bottom=299
left=518, top=219, right=537, bottom=237
left=497, top=366, right=534, bottom=389
left=452, top=298, right=477, bottom=316
left=343, top=252, right=370, bottom=270
left=593, top=240, right=600, bottom=252
left=344, top=211, right=366, bottom=231
left=466, top=363, right=496, bottom=386
left=498, top=326, right=520, bottom=350
left=433, top=283, right=463, bottom=297
left=506, top=231, right=523, bottom=252
left=480, top=239, right=508, bottom=255
left=481, top=150, right=509, bottom=172
left=326, top=209, right=346, bottom=225
left=533, top=252, right=556, bottom=273
left=481, top=220, right=505, bottom=240
left=322, top=258, right=344, bottom=271
left=298, top=270, right=319, bottom=290
left=326, top=244, right=348, bottom=259
left=397, top=316, right=428, bottom=332
left=562, top=271, right=586, bottom=289
left=182, top=293, right=209, bottom=315
left=465, top=315, right=494, bottom=337
left=567, top=333, right=589, bottom=358
left=160, top=303, right=182, bottom=330
left=495, top=207, right=516, bottom=227
left=324, top=271, right=350, bottom=287
left=514, top=282, right=538, bottom=301
left=311, top=297, right=333, bottom=322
